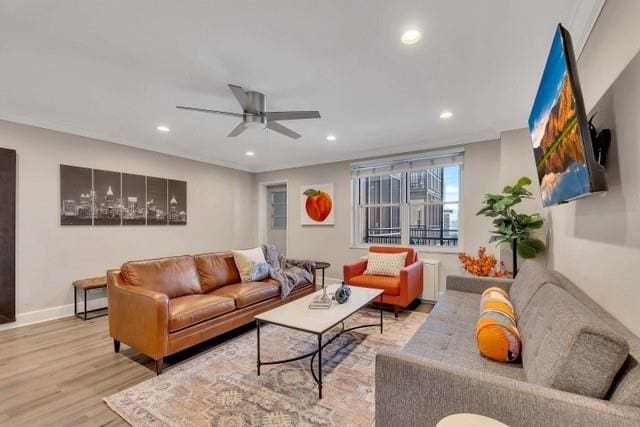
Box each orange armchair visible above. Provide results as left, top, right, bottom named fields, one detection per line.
left=343, top=246, right=423, bottom=317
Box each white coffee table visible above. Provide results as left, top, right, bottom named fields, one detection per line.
left=255, top=284, right=383, bottom=399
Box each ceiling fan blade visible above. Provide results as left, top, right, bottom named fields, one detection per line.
left=265, top=111, right=321, bottom=121
left=228, top=121, right=248, bottom=137
left=228, top=84, right=253, bottom=112
left=267, top=121, right=301, bottom=139
left=176, top=106, right=243, bottom=118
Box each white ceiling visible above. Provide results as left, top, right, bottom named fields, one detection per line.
left=0, top=0, right=603, bottom=172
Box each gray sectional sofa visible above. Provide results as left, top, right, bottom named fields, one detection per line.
left=376, top=262, right=640, bottom=426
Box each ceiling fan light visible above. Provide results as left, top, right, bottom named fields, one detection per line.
left=245, top=114, right=267, bottom=129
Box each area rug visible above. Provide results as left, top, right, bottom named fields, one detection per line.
left=104, top=309, right=427, bottom=426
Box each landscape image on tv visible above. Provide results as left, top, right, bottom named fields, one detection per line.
left=529, top=26, right=590, bottom=207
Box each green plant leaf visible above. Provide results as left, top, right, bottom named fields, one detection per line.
left=527, top=220, right=544, bottom=229
left=521, top=237, right=545, bottom=252
left=517, top=237, right=545, bottom=259
left=493, top=196, right=516, bottom=211
left=476, top=206, right=493, bottom=216
left=495, top=236, right=513, bottom=245
left=517, top=241, right=538, bottom=258
left=303, top=189, right=319, bottom=197
left=516, top=177, right=532, bottom=187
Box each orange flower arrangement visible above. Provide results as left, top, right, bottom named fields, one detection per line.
left=458, top=247, right=512, bottom=278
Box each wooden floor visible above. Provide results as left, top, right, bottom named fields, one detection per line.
left=0, top=302, right=432, bottom=426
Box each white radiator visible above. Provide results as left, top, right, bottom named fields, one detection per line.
left=421, top=259, right=441, bottom=302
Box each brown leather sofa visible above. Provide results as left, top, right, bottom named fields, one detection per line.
left=107, top=252, right=315, bottom=374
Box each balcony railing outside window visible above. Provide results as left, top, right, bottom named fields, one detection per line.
left=364, top=226, right=459, bottom=246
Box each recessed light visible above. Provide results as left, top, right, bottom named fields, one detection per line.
left=439, top=111, right=453, bottom=119
left=401, top=29, right=421, bottom=45
left=245, top=151, right=255, bottom=156
left=156, top=125, right=170, bottom=132
left=326, top=135, right=336, bottom=141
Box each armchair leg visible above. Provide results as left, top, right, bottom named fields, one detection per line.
left=113, top=339, right=120, bottom=353
left=394, top=305, right=399, bottom=318
left=155, top=358, right=164, bottom=375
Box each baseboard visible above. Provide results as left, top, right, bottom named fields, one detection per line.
left=0, top=296, right=108, bottom=331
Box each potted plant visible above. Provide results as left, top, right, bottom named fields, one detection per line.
left=476, top=177, right=545, bottom=276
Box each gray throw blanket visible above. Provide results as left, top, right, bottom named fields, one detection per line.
left=261, top=244, right=314, bottom=299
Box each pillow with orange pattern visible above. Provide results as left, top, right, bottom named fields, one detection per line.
left=476, top=287, right=522, bottom=363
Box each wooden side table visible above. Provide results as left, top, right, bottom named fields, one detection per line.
left=73, top=276, right=108, bottom=320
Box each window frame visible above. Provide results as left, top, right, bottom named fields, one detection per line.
left=351, top=163, right=463, bottom=253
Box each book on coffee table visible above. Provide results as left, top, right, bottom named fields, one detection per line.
left=309, top=294, right=332, bottom=309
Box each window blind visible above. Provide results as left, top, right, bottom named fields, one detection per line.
left=350, top=150, right=464, bottom=178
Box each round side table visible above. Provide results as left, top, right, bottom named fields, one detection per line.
left=314, top=261, right=330, bottom=290
left=437, top=414, right=509, bottom=427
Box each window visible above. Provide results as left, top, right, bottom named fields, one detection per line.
left=352, top=152, right=462, bottom=248
left=356, top=174, right=402, bottom=244
left=270, top=190, right=287, bottom=230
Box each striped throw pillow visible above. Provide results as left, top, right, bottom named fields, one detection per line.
left=476, top=287, right=522, bottom=363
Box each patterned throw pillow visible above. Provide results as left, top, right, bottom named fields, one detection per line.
left=249, top=262, right=269, bottom=281
left=232, top=248, right=268, bottom=283
left=476, top=287, right=522, bottom=363
left=364, top=251, right=407, bottom=277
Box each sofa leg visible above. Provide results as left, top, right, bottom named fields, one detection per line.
left=394, top=305, right=399, bottom=318
left=155, top=358, right=164, bottom=375
left=113, top=339, right=120, bottom=353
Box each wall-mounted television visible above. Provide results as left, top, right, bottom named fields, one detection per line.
left=528, top=24, right=606, bottom=207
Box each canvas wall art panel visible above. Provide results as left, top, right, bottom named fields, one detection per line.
left=167, top=179, right=187, bottom=225
left=93, top=169, right=122, bottom=225
left=122, top=173, right=146, bottom=225
left=300, top=183, right=334, bottom=225
left=146, top=176, right=168, bottom=225
left=60, top=165, right=93, bottom=225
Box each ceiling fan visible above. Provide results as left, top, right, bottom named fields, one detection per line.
left=176, top=84, right=321, bottom=140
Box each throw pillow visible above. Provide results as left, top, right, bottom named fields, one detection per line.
left=249, top=261, right=270, bottom=282
left=232, top=248, right=268, bottom=283
left=364, top=251, right=407, bottom=277
left=476, top=287, right=522, bottom=363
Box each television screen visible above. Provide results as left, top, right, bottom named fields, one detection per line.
left=528, top=24, right=605, bottom=207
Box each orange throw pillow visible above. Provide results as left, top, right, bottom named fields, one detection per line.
left=476, top=287, right=521, bottom=363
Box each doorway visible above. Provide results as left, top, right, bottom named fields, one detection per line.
left=266, top=184, right=287, bottom=255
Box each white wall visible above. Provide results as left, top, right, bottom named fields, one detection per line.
left=0, top=119, right=256, bottom=328
left=496, top=0, right=640, bottom=335
left=498, top=128, right=547, bottom=270
left=254, top=139, right=502, bottom=288
left=549, top=12, right=640, bottom=336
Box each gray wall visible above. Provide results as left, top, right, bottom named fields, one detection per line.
left=498, top=128, right=547, bottom=271
left=0, top=120, right=256, bottom=327
left=497, top=0, right=640, bottom=335
left=254, top=140, right=502, bottom=287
